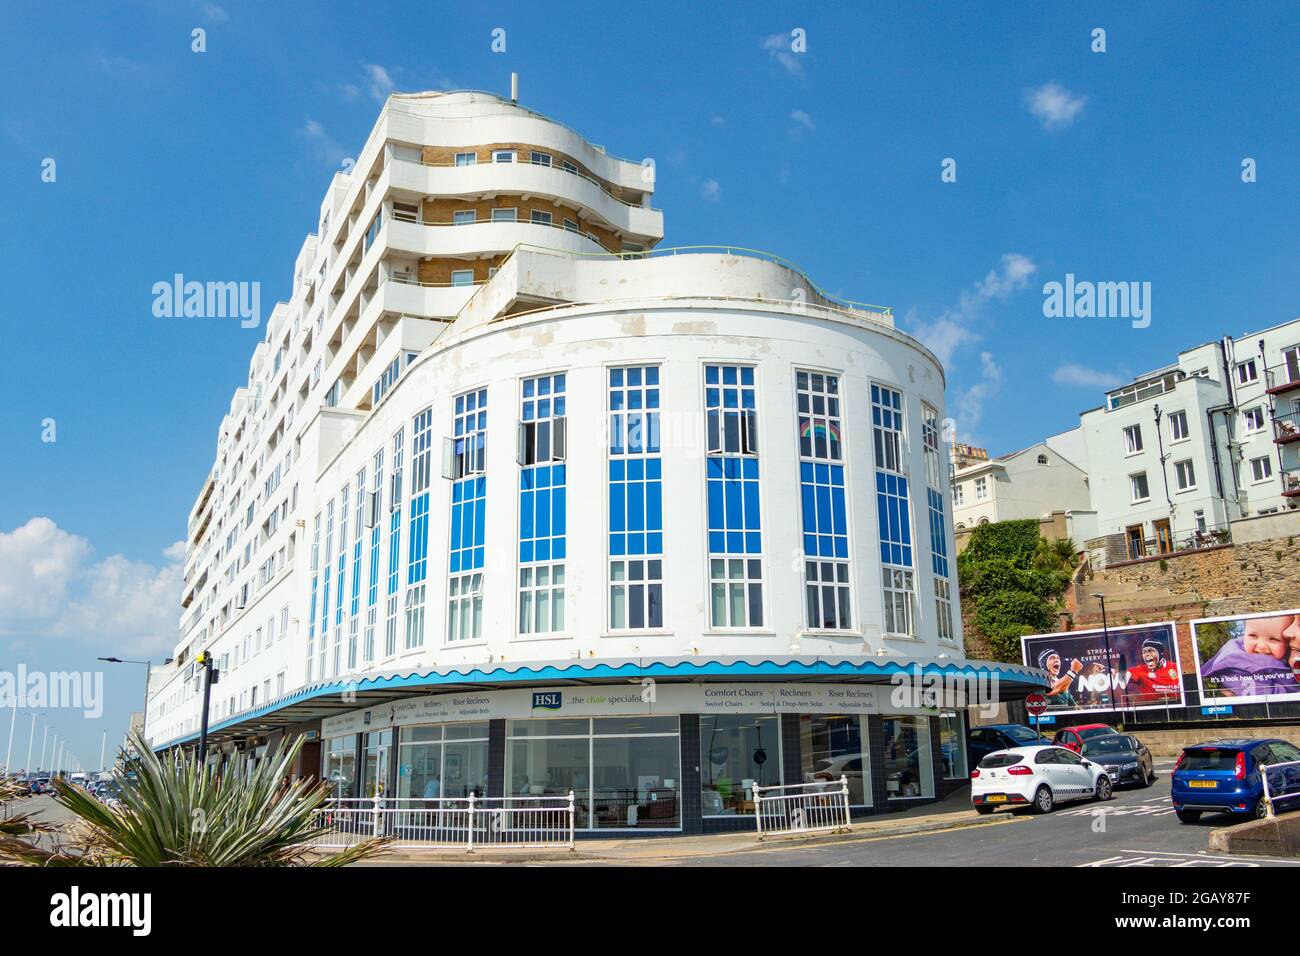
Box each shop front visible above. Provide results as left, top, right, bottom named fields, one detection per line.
left=314, top=678, right=985, bottom=834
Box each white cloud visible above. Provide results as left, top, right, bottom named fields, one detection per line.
left=910, top=253, right=1038, bottom=367
left=361, top=63, right=395, bottom=101
left=201, top=3, right=229, bottom=23
left=789, top=109, right=815, bottom=134
left=1026, top=82, right=1087, bottom=130
left=761, top=34, right=804, bottom=77
left=700, top=178, right=721, bottom=201
left=954, top=352, right=1004, bottom=439
left=1051, top=363, right=1123, bottom=389
left=0, top=518, right=185, bottom=658
left=302, top=119, right=349, bottom=167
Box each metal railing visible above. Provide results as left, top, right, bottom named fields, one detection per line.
left=1261, top=758, right=1300, bottom=818
left=420, top=152, right=657, bottom=212
left=1273, top=410, right=1300, bottom=442
left=753, top=776, right=851, bottom=839
left=311, top=793, right=576, bottom=851
left=1265, top=363, right=1300, bottom=393
left=1283, top=465, right=1300, bottom=496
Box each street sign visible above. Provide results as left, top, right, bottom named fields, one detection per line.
left=1025, top=693, right=1048, bottom=717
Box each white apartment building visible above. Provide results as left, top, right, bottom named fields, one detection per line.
left=143, top=86, right=1045, bottom=832
left=1080, top=320, right=1300, bottom=560
left=951, top=440, right=1090, bottom=531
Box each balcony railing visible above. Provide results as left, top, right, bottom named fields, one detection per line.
left=1266, top=362, right=1300, bottom=395
left=420, top=153, right=656, bottom=212
left=1273, top=411, right=1300, bottom=444
left=1283, top=465, right=1300, bottom=497
left=1122, top=521, right=1233, bottom=561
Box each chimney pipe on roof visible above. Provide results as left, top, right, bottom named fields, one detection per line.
left=510, top=72, right=518, bottom=103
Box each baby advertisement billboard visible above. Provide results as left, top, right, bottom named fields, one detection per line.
left=1020, top=622, right=1184, bottom=715
left=1192, top=609, right=1300, bottom=705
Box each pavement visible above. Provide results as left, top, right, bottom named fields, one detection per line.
left=361, top=785, right=1022, bottom=864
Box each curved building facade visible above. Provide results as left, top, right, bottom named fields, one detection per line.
left=148, top=89, right=1046, bottom=832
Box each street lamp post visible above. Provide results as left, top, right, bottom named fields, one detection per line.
left=25, top=712, right=39, bottom=775
left=1090, top=593, right=1123, bottom=710
left=195, top=652, right=219, bottom=768
left=39, top=727, right=49, bottom=774
left=98, top=657, right=154, bottom=741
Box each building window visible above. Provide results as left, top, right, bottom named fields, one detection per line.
left=1194, top=509, right=1207, bottom=532
left=1169, top=409, right=1189, bottom=442
left=799, top=714, right=871, bottom=806
left=385, top=427, right=404, bottom=658
left=403, top=409, right=433, bottom=650
left=450, top=269, right=474, bottom=287
left=974, top=476, right=988, bottom=499
left=939, top=713, right=967, bottom=779
left=491, top=207, right=517, bottom=222
left=454, top=151, right=477, bottom=166
left=873, top=384, right=914, bottom=637
left=609, top=365, right=664, bottom=630
left=1251, top=456, right=1273, bottom=482
left=1243, top=406, right=1265, bottom=434
left=934, top=577, right=954, bottom=642
left=517, top=374, right=567, bottom=636
left=453, top=209, right=476, bottom=225
left=954, top=483, right=964, bottom=505
left=1236, top=359, right=1258, bottom=385
left=530, top=210, right=553, bottom=226
left=701, top=714, right=781, bottom=816
left=447, top=389, right=488, bottom=641
left=1123, top=424, right=1143, bottom=455
left=1174, top=459, right=1196, bottom=492
left=796, top=370, right=851, bottom=630
left=705, top=365, right=763, bottom=628
left=392, top=201, right=419, bottom=223
left=396, top=722, right=489, bottom=800
left=530, top=151, right=552, bottom=166
left=492, top=149, right=515, bottom=163
left=883, top=715, right=934, bottom=799
left=1130, top=471, right=1150, bottom=503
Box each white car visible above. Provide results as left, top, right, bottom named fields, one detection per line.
left=970, top=745, right=1113, bottom=814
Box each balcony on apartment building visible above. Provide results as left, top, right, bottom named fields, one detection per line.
left=1265, top=359, right=1300, bottom=397
left=1282, top=464, right=1300, bottom=498
left=1273, top=409, right=1300, bottom=445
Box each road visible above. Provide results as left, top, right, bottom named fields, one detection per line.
left=673, top=771, right=1300, bottom=867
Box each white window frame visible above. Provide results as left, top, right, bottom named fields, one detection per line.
left=1129, top=471, right=1151, bottom=503
left=490, top=207, right=518, bottom=223
left=1243, top=406, right=1266, bottom=434
left=454, top=151, right=477, bottom=166
left=1174, top=459, right=1196, bottom=492
left=1168, top=409, right=1190, bottom=443
left=1123, top=424, right=1144, bottom=455
left=1250, top=455, right=1273, bottom=483
left=1236, top=359, right=1258, bottom=385
left=450, top=269, right=475, bottom=287
left=492, top=149, right=515, bottom=163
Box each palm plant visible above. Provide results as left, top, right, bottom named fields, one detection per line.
left=0, top=732, right=388, bottom=867
left=0, top=777, right=57, bottom=866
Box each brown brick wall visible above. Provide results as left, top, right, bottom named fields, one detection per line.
left=417, top=197, right=624, bottom=252
left=416, top=255, right=507, bottom=285
left=419, top=141, right=645, bottom=205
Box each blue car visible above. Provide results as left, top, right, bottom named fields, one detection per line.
left=1171, top=738, right=1300, bottom=824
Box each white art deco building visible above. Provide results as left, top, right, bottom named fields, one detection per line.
left=146, top=87, right=1046, bottom=831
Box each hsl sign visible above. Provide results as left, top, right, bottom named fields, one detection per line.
left=532, top=692, right=562, bottom=711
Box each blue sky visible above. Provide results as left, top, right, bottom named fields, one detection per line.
left=1, top=1, right=1296, bottom=764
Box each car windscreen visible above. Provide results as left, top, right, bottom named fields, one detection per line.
left=1181, top=749, right=1239, bottom=771
left=1078, top=727, right=1114, bottom=740
left=1003, top=727, right=1039, bottom=744
left=1082, top=735, right=1133, bottom=755
left=979, top=753, right=1025, bottom=769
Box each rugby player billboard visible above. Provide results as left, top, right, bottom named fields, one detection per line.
left=1020, top=621, right=1184, bottom=715
left=1191, top=609, right=1300, bottom=705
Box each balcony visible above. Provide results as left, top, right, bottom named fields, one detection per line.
left=1273, top=410, right=1300, bottom=445
left=1284, top=465, right=1300, bottom=498
left=1265, top=362, right=1300, bottom=396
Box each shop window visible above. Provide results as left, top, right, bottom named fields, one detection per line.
left=700, top=714, right=781, bottom=815
left=798, top=714, right=871, bottom=806
left=939, top=713, right=967, bottom=779
left=883, top=715, right=934, bottom=800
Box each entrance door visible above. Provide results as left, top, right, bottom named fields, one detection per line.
left=1125, top=524, right=1146, bottom=559
left=1153, top=519, right=1173, bottom=554
left=362, top=730, right=392, bottom=798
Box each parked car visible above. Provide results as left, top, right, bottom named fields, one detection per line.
left=804, top=754, right=867, bottom=805
left=1080, top=733, right=1155, bottom=788
left=970, top=745, right=1112, bottom=815
left=967, top=724, right=1043, bottom=768
left=1052, top=724, right=1118, bottom=753
left=1171, top=738, right=1300, bottom=823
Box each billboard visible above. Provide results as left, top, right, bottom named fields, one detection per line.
left=1020, top=621, right=1184, bottom=715
left=1191, top=609, right=1300, bottom=705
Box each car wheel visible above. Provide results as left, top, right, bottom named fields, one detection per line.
left=1254, top=799, right=1270, bottom=820
left=1141, top=767, right=1155, bottom=788
left=1032, top=785, right=1054, bottom=814
left=1175, top=809, right=1201, bottom=824
left=975, top=805, right=995, bottom=816
left=1094, top=775, right=1113, bottom=801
